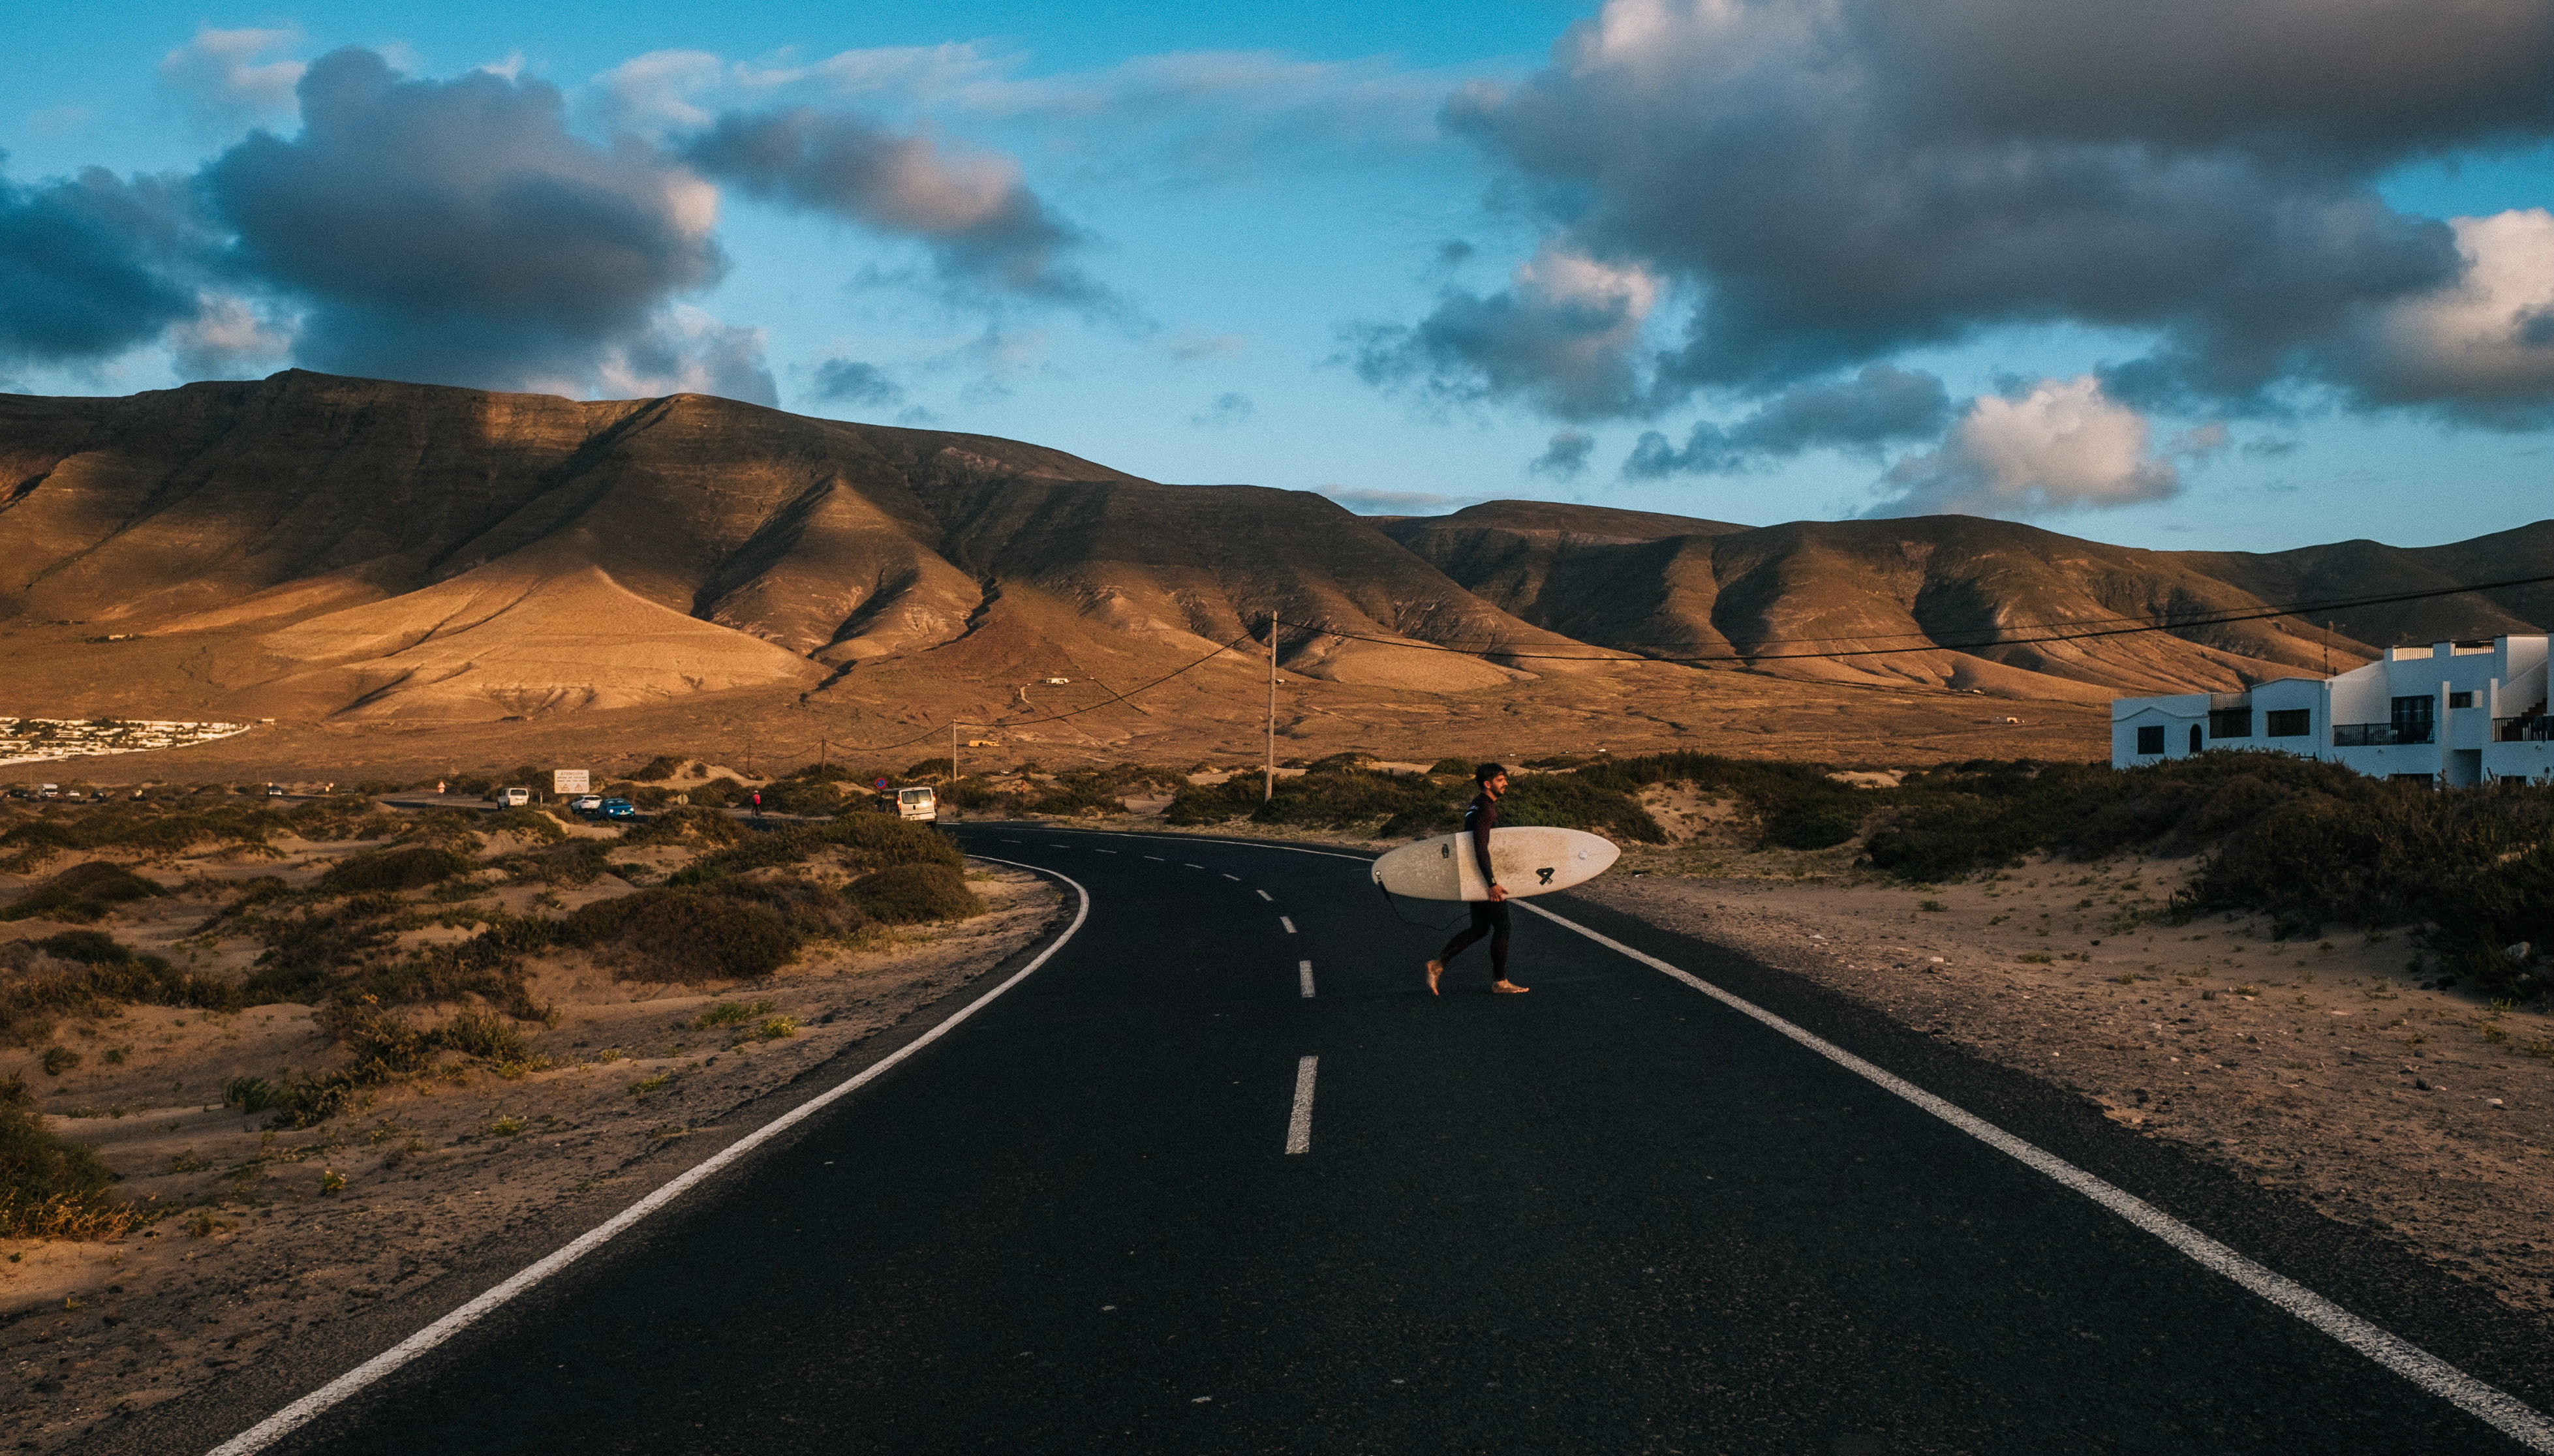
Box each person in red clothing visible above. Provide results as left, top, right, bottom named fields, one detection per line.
left=1426, top=762, right=1528, bottom=995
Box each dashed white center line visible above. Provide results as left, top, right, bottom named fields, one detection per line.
left=1280, top=917, right=1296, bottom=933
left=1144, top=855, right=1165, bottom=862
left=1255, top=889, right=1272, bottom=902
left=1299, top=960, right=1315, bottom=998
left=1093, top=849, right=1117, bottom=855
left=1222, top=873, right=1239, bottom=881
left=1182, top=862, right=1204, bottom=869
left=1285, top=1056, right=1318, bottom=1155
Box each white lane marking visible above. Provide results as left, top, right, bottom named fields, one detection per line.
left=1285, top=1056, right=1318, bottom=1155
left=1280, top=917, right=1296, bottom=933
left=1514, top=898, right=2554, bottom=1453
left=1144, top=855, right=1165, bottom=861
left=1222, top=873, right=1240, bottom=881
left=1093, top=849, right=1117, bottom=855
left=1183, top=862, right=1204, bottom=869
left=206, top=861, right=1093, bottom=1456
left=1255, top=889, right=1272, bottom=901
left=1299, top=960, right=1315, bottom=998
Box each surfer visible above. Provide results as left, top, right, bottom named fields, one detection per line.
left=1427, top=762, right=1529, bottom=995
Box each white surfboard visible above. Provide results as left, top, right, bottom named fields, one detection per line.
left=1371, top=825, right=1620, bottom=902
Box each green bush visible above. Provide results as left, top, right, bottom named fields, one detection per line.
left=629, top=755, right=684, bottom=782
left=714, top=875, right=872, bottom=939
left=317, top=846, right=474, bottom=894
left=846, top=864, right=984, bottom=924
left=1, top=860, right=164, bottom=922
left=1497, top=774, right=1666, bottom=843
left=482, top=806, right=568, bottom=843
left=683, top=778, right=749, bottom=810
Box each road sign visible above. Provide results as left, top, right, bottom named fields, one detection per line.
left=554, top=769, right=590, bottom=795
left=874, top=777, right=889, bottom=789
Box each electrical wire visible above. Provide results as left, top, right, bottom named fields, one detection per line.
left=1274, top=568, right=2554, bottom=665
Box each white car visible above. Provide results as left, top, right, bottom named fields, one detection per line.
left=572, top=794, right=604, bottom=813
left=497, top=787, right=531, bottom=808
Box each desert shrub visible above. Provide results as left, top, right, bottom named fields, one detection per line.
left=758, top=778, right=844, bottom=815
left=390, top=808, right=487, bottom=854
left=0, top=932, right=243, bottom=1045
left=846, top=863, right=983, bottom=924
left=1426, top=757, right=1478, bottom=777
left=941, top=775, right=1009, bottom=810
left=191, top=876, right=290, bottom=934
left=0, top=1073, right=136, bottom=1239
left=0, top=803, right=286, bottom=867
left=629, top=755, right=685, bottom=781
left=903, top=757, right=954, bottom=779
left=437, top=1006, right=534, bottom=1063
left=318, top=845, right=474, bottom=894
left=241, top=902, right=402, bottom=1005
left=623, top=806, right=746, bottom=849
left=564, top=888, right=795, bottom=982
left=785, top=763, right=862, bottom=784
left=501, top=838, right=611, bottom=885
left=283, top=795, right=398, bottom=843
left=684, top=778, right=750, bottom=810
left=1163, top=776, right=1262, bottom=825
left=811, top=815, right=964, bottom=872
left=715, top=875, right=873, bottom=939
left=1497, top=774, right=1667, bottom=843
left=2, top=860, right=164, bottom=922
left=1262, top=766, right=1459, bottom=834
left=482, top=806, right=568, bottom=843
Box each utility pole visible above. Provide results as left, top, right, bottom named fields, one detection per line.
left=950, top=720, right=959, bottom=780
left=1265, top=613, right=1278, bottom=802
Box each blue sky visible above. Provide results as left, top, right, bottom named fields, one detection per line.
left=8, top=1, right=2554, bottom=554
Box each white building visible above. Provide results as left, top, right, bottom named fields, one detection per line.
left=2110, top=635, right=2554, bottom=785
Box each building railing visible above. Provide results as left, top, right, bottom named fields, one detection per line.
left=2497, top=715, right=2554, bottom=742
left=2333, top=722, right=2433, bottom=747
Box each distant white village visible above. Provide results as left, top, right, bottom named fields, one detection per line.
left=2112, top=635, right=2554, bottom=785
left=0, top=717, right=254, bottom=770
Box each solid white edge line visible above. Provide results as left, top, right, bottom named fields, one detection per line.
left=1512, top=898, right=2554, bottom=1452
left=206, top=857, right=1093, bottom=1456
left=1299, top=959, right=1315, bottom=998
left=1285, top=1055, right=1318, bottom=1155
left=1280, top=916, right=1296, bottom=933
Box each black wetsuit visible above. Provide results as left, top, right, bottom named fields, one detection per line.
left=1436, top=791, right=1510, bottom=978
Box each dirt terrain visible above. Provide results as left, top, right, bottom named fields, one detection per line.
left=0, top=812, right=1062, bottom=1453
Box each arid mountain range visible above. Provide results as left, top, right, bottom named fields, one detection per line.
left=1, top=372, right=2547, bottom=773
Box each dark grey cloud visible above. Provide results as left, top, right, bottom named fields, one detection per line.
left=1623, top=365, right=1949, bottom=478
left=685, top=106, right=1109, bottom=307
left=202, top=48, right=743, bottom=395
left=812, top=357, right=904, bottom=408
left=1528, top=429, right=1592, bottom=479
left=1383, top=0, right=2554, bottom=423
left=0, top=163, right=198, bottom=367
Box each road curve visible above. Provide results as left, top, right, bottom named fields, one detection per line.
left=154, top=824, right=2553, bottom=1453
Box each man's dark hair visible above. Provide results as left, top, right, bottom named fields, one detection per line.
left=1475, top=761, right=1507, bottom=786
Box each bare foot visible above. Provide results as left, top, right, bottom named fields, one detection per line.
left=1491, top=980, right=1530, bottom=994
left=1426, top=959, right=1445, bottom=995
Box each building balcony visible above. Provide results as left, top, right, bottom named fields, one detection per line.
left=2333, top=722, right=2433, bottom=747
left=2497, top=715, right=2554, bottom=743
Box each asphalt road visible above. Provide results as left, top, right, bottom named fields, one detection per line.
left=179, top=824, right=2551, bottom=1454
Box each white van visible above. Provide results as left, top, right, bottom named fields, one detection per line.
left=895, top=786, right=938, bottom=822
left=497, top=787, right=531, bottom=808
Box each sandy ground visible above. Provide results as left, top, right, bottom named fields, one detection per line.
left=0, top=845, right=1061, bottom=1453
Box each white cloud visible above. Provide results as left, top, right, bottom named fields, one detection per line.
left=159, top=27, right=305, bottom=130
left=587, top=305, right=777, bottom=406
left=167, top=294, right=292, bottom=378
left=1871, top=376, right=2187, bottom=517
left=2335, top=208, right=2554, bottom=421
left=1351, top=244, right=1664, bottom=419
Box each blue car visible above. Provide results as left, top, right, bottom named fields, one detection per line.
left=599, top=798, right=637, bottom=820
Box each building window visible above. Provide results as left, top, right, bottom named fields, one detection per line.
left=2390, top=695, right=2435, bottom=744
left=2136, top=725, right=2164, bottom=755
left=2208, top=708, right=2252, bottom=738
left=2265, top=709, right=2311, bottom=737
left=2448, top=691, right=2474, bottom=708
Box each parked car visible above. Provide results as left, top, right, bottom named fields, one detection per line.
left=572, top=794, right=604, bottom=813
left=598, top=798, right=636, bottom=820
left=37, top=784, right=61, bottom=799
left=265, top=783, right=286, bottom=796
left=497, top=787, right=531, bottom=808
left=895, top=785, right=939, bottom=823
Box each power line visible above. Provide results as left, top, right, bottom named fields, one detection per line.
left=1274, top=568, right=2554, bottom=665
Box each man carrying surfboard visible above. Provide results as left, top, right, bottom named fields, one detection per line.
left=1427, top=763, right=1528, bottom=995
